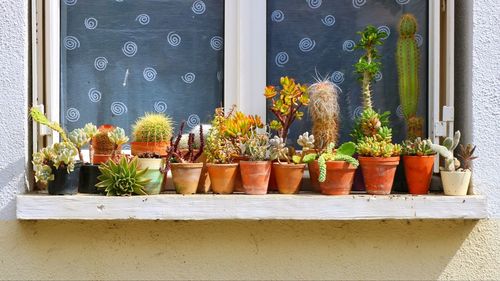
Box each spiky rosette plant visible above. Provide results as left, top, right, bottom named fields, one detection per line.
left=132, top=113, right=174, bottom=143
left=96, top=156, right=150, bottom=196
left=69, top=128, right=89, bottom=162
left=317, top=142, right=359, bottom=183
left=308, top=76, right=340, bottom=150
left=397, top=14, right=423, bottom=139
left=108, top=127, right=129, bottom=159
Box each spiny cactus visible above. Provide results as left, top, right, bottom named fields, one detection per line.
left=317, top=142, right=359, bottom=183
left=96, top=156, right=150, bottom=196
left=308, top=77, right=340, bottom=149
left=132, top=113, right=174, bottom=143
left=430, top=131, right=461, bottom=171
left=397, top=14, right=423, bottom=139
left=108, top=127, right=129, bottom=159
left=93, top=125, right=115, bottom=155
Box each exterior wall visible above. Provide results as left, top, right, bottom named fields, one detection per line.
left=0, top=0, right=498, bottom=280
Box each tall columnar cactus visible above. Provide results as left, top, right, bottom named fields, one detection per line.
left=430, top=131, right=461, bottom=171
left=397, top=14, right=423, bottom=139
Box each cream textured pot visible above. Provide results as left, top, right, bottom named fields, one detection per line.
left=441, top=170, right=472, bottom=196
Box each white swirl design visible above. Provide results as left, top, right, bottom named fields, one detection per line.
left=110, top=102, right=128, bottom=116
left=154, top=101, right=167, bottom=113
left=415, top=34, right=423, bottom=47
left=378, top=26, right=391, bottom=39
left=331, top=71, right=345, bottom=84
left=135, top=14, right=150, bottom=25
left=64, top=0, right=77, bottom=6
left=299, top=38, right=316, bottom=52
left=143, top=67, right=157, bottom=82
left=271, top=10, right=285, bottom=22
left=342, top=40, right=355, bottom=52
left=375, top=71, right=383, bottom=82
left=306, top=0, right=322, bottom=9
left=396, top=0, right=411, bottom=5
left=84, top=18, right=98, bottom=30
left=321, top=15, right=336, bottom=26
left=352, top=0, right=367, bottom=9
left=192, top=0, right=206, bottom=15
left=88, top=88, right=102, bottom=103
left=167, top=32, right=181, bottom=47
left=122, top=41, right=138, bottom=57
left=181, top=73, right=196, bottom=84
left=94, top=57, right=108, bottom=71
left=187, top=114, right=201, bottom=128
left=66, top=108, right=80, bottom=122
left=217, top=71, right=222, bottom=82
left=352, top=106, right=364, bottom=120
left=275, top=52, right=289, bottom=68
left=122, top=144, right=131, bottom=150
left=63, top=36, right=80, bottom=50
left=396, top=105, right=405, bottom=119
left=210, top=36, right=223, bottom=51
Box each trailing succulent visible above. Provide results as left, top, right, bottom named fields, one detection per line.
left=317, top=142, right=359, bottom=183
left=402, top=137, right=435, bottom=156
left=430, top=131, right=462, bottom=171
left=96, top=156, right=150, bottom=196
left=132, top=112, right=173, bottom=143
left=270, top=132, right=317, bottom=164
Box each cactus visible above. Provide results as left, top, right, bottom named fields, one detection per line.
left=93, top=125, right=115, bottom=155
left=317, top=142, right=359, bottom=183
left=397, top=14, right=423, bottom=139
left=351, top=108, right=390, bottom=143
left=179, top=124, right=211, bottom=150
left=308, top=77, right=340, bottom=149
left=165, top=121, right=205, bottom=168
left=430, top=131, right=461, bottom=171
left=132, top=113, right=174, bottom=143
left=108, top=127, right=129, bottom=159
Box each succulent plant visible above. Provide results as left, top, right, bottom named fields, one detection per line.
left=179, top=124, right=211, bottom=150
left=297, top=132, right=315, bottom=152
left=82, top=123, right=99, bottom=164
left=205, top=108, right=239, bottom=164
left=132, top=113, right=173, bottom=143
left=269, top=136, right=289, bottom=163
left=223, top=110, right=264, bottom=141
left=108, top=127, right=129, bottom=159
left=317, top=142, right=359, bottom=183
left=457, top=144, right=477, bottom=171
left=402, top=137, right=435, bottom=156
left=351, top=108, right=391, bottom=143
left=243, top=131, right=270, bottom=161
left=165, top=121, right=205, bottom=168
left=430, top=131, right=462, bottom=171
left=69, top=128, right=89, bottom=162
left=357, top=137, right=402, bottom=158
left=93, top=125, right=116, bottom=155
left=265, top=76, right=310, bottom=140
left=96, top=156, right=150, bottom=196
left=271, top=132, right=318, bottom=165
left=32, top=142, right=78, bottom=184
left=30, top=107, right=71, bottom=143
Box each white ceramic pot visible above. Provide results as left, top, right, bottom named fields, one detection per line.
left=441, top=170, right=472, bottom=196
left=137, top=158, right=165, bottom=195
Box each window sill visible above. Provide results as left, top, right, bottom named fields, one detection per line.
left=16, top=193, right=487, bottom=221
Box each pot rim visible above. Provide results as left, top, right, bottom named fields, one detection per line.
left=440, top=169, right=472, bottom=175
left=240, top=160, right=271, bottom=164
left=170, top=162, right=204, bottom=168
left=358, top=156, right=400, bottom=163
left=403, top=155, right=436, bottom=159
left=130, top=141, right=170, bottom=145
left=272, top=162, right=306, bottom=168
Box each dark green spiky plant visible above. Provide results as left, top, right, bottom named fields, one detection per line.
left=397, top=14, right=423, bottom=139
left=96, top=156, right=150, bottom=196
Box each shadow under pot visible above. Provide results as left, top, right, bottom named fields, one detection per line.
left=239, top=161, right=271, bottom=195
left=170, top=163, right=203, bottom=195
left=48, top=162, right=82, bottom=195
left=137, top=158, right=165, bottom=195
left=78, top=164, right=101, bottom=194
left=273, top=162, right=305, bottom=194
left=359, top=156, right=400, bottom=195
left=206, top=163, right=238, bottom=194
left=318, top=161, right=357, bottom=195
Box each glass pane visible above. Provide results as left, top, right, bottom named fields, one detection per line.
left=60, top=0, right=224, bottom=143
left=267, top=0, right=429, bottom=145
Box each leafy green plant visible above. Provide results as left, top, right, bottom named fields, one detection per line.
left=317, top=142, right=359, bottom=183
left=265, top=76, right=310, bottom=140
left=32, top=142, right=78, bottom=184
left=132, top=113, right=174, bottom=143
left=430, top=131, right=462, bottom=171
left=96, top=156, right=150, bottom=196
left=402, top=137, right=435, bottom=156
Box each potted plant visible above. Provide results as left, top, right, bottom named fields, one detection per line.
left=96, top=156, right=150, bottom=196
left=136, top=152, right=164, bottom=195
left=108, top=127, right=129, bottom=161
left=179, top=124, right=211, bottom=193
left=131, top=113, right=173, bottom=156
left=92, top=124, right=118, bottom=164
left=269, top=132, right=316, bottom=194
left=165, top=122, right=205, bottom=195
left=240, top=131, right=271, bottom=195
left=401, top=137, right=436, bottom=195
left=430, top=131, right=476, bottom=196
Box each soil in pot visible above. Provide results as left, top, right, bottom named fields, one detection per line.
left=131, top=142, right=169, bottom=157
left=78, top=164, right=101, bottom=194
left=308, top=161, right=321, bottom=192
left=319, top=161, right=357, bottom=195
left=359, top=156, right=400, bottom=195
left=240, top=161, right=271, bottom=195
left=403, top=155, right=435, bottom=195
left=441, top=170, right=471, bottom=196
left=48, top=162, right=81, bottom=195
left=273, top=163, right=305, bottom=194
left=207, top=163, right=238, bottom=194
left=137, top=158, right=165, bottom=195
left=170, top=163, right=203, bottom=195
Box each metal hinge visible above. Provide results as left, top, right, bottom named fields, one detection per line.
left=434, top=106, right=454, bottom=137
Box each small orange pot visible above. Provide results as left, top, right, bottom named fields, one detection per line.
left=403, top=155, right=435, bottom=195
left=240, top=161, right=271, bottom=195
left=131, top=141, right=169, bottom=157
left=170, top=163, right=203, bottom=195
left=92, top=154, right=112, bottom=165
left=319, top=161, right=357, bottom=195
left=233, top=156, right=249, bottom=193
left=308, top=161, right=321, bottom=192
left=359, top=156, right=400, bottom=195
left=207, top=163, right=238, bottom=194
left=273, top=163, right=305, bottom=194
left=268, top=160, right=278, bottom=192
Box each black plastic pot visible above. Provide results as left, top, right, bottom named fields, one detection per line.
left=78, top=164, right=101, bottom=194
left=48, top=162, right=81, bottom=195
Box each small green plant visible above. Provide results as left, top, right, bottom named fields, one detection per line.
left=96, top=156, right=150, bottom=196
left=402, top=137, right=435, bottom=156
left=351, top=108, right=391, bottom=143
left=242, top=131, right=270, bottom=161
left=205, top=108, right=238, bottom=164
left=430, top=131, right=462, bottom=171
left=265, top=76, right=310, bottom=140
left=317, top=142, right=359, bottom=183
left=32, top=142, right=78, bottom=184
left=457, top=144, right=477, bottom=171
left=132, top=112, right=174, bottom=143
left=108, top=127, right=129, bottom=159
left=270, top=132, right=317, bottom=164
left=69, top=128, right=89, bottom=162
left=357, top=137, right=402, bottom=158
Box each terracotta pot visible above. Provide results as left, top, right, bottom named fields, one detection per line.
left=92, top=154, right=112, bottom=165
left=207, top=163, right=238, bottom=194
left=131, top=141, right=169, bottom=157
left=239, top=161, right=271, bottom=195
left=273, top=163, right=305, bottom=194
left=233, top=155, right=249, bottom=192
left=308, top=161, right=321, bottom=192
left=319, top=161, right=357, bottom=195
left=441, top=170, right=471, bottom=196
left=268, top=160, right=278, bottom=192
left=179, top=149, right=210, bottom=193
left=137, top=158, right=165, bottom=195
left=170, top=163, right=203, bottom=195
left=359, top=156, right=400, bottom=195
left=403, top=155, right=435, bottom=195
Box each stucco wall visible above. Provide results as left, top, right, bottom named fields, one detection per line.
left=0, top=0, right=499, bottom=280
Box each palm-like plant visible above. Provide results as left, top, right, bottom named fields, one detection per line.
left=96, top=157, right=150, bottom=196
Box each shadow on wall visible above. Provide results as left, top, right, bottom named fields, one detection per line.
left=0, top=157, right=26, bottom=219
left=2, top=220, right=482, bottom=280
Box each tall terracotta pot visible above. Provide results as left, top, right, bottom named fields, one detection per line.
left=319, top=161, right=357, bottom=195
left=359, top=156, right=400, bottom=195
left=170, top=163, right=203, bottom=195
left=273, top=163, right=305, bottom=194
left=308, top=161, right=321, bottom=192
left=131, top=142, right=169, bottom=157
left=403, top=155, right=435, bottom=195
left=207, top=163, right=238, bottom=194
left=240, top=161, right=271, bottom=195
